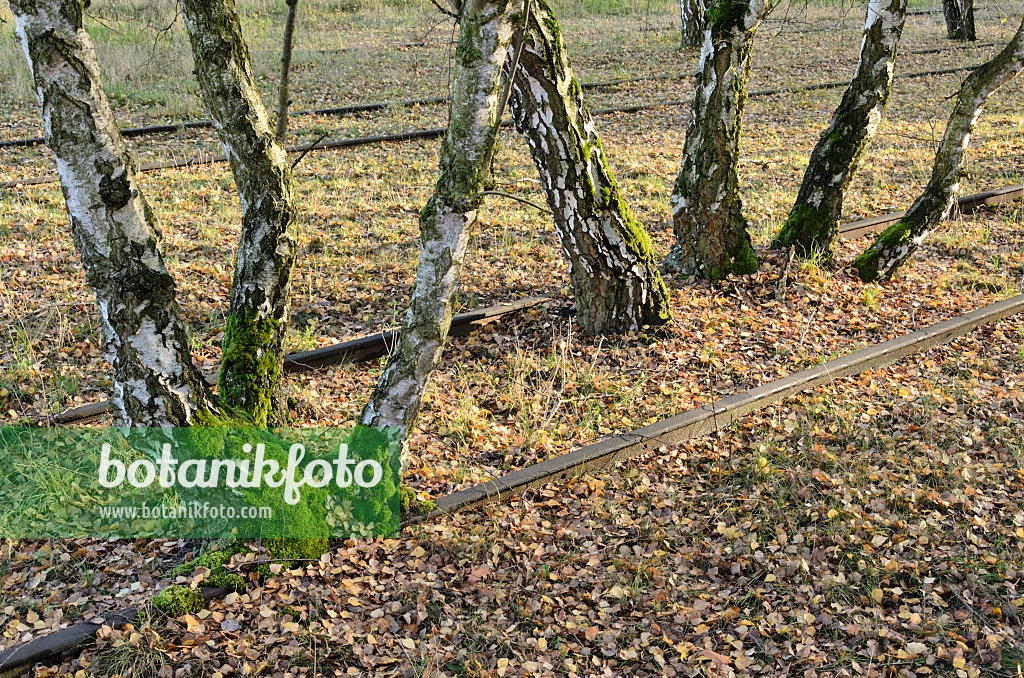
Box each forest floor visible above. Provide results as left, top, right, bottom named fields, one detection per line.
left=1, top=0, right=1024, bottom=675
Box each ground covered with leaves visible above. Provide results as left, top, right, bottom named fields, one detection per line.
left=1, top=0, right=1023, bottom=675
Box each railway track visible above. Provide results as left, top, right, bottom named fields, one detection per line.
left=0, top=61, right=993, bottom=189
left=0, top=40, right=996, bottom=151
left=27, top=181, right=1024, bottom=427
left=1, top=286, right=1021, bottom=678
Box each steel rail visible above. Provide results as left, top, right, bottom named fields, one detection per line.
left=0, top=40, right=995, bottom=151
left=42, top=296, right=549, bottom=426
left=409, top=292, right=1024, bottom=519
left=1, top=290, right=1021, bottom=678
left=0, top=62, right=990, bottom=189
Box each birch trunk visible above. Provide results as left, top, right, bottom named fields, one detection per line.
left=276, top=0, right=299, bottom=141
left=943, top=0, right=962, bottom=39
left=509, top=0, right=671, bottom=336
left=360, top=0, right=518, bottom=471
left=180, top=0, right=300, bottom=426
left=666, top=0, right=767, bottom=280
left=854, top=18, right=1024, bottom=282
left=772, top=0, right=907, bottom=260
left=10, top=0, right=217, bottom=427
left=681, top=0, right=706, bottom=48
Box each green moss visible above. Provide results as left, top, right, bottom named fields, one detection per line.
left=219, top=311, right=281, bottom=426
left=729, top=238, right=760, bottom=276
left=854, top=219, right=913, bottom=282
left=853, top=250, right=881, bottom=282
left=413, top=499, right=437, bottom=515
left=399, top=485, right=437, bottom=516
left=168, top=545, right=247, bottom=592
left=399, top=485, right=415, bottom=513
left=773, top=203, right=836, bottom=258
left=152, top=585, right=203, bottom=617
left=262, top=537, right=329, bottom=571
left=708, top=0, right=750, bottom=37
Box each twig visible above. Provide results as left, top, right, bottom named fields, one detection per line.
left=478, top=0, right=532, bottom=172
left=429, top=0, right=458, bottom=19
left=291, top=131, right=330, bottom=169
left=276, top=0, right=301, bottom=141
left=466, top=190, right=551, bottom=213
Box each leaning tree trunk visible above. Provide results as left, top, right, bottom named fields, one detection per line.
left=360, top=0, right=518, bottom=471
left=680, top=0, right=706, bottom=48
left=772, top=0, right=907, bottom=260
left=181, top=0, right=300, bottom=426
left=665, top=0, right=767, bottom=280
left=10, top=0, right=217, bottom=427
left=854, top=18, right=1024, bottom=282
left=509, top=0, right=671, bottom=336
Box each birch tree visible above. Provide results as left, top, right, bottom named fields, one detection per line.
left=943, top=0, right=976, bottom=41
left=772, top=0, right=907, bottom=260
left=665, top=0, right=768, bottom=280
left=681, top=0, right=707, bottom=48
left=854, top=17, right=1024, bottom=282
left=509, top=0, right=672, bottom=335
left=9, top=0, right=218, bottom=427
left=180, top=0, right=300, bottom=426
left=360, top=0, right=519, bottom=471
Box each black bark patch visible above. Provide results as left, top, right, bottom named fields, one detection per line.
left=98, top=167, right=133, bottom=210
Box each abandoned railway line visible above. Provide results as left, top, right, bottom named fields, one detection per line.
left=29, top=180, right=1024, bottom=425
left=1, top=283, right=1021, bottom=678
left=0, top=39, right=996, bottom=151
left=0, top=60, right=997, bottom=190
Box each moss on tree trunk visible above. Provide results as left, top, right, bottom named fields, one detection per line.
left=855, top=18, right=1024, bottom=282
left=509, top=0, right=671, bottom=335
left=11, top=0, right=217, bottom=427
left=772, top=0, right=907, bottom=260
left=666, top=0, right=766, bottom=281
left=360, top=0, right=519, bottom=472
left=180, top=0, right=300, bottom=426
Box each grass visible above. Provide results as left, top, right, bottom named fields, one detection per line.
left=1, top=0, right=1024, bottom=671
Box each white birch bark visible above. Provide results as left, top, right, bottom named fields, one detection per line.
left=180, top=0, right=300, bottom=425
left=509, top=0, right=671, bottom=336
left=666, top=0, right=767, bottom=280
left=361, top=0, right=519, bottom=471
left=855, top=18, right=1024, bottom=282
left=10, top=0, right=216, bottom=427
left=773, top=0, right=907, bottom=259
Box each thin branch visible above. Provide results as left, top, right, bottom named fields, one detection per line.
left=276, top=0, right=301, bottom=141
left=467, top=190, right=551, bottom=214
left=429, top=0, right=458, bottom=19
left=291, top=131, right=330, bottom=169
left=479, top=0, right=532, bottom=171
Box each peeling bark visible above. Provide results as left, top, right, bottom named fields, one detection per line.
left=10, top=0, right=216, bottom=427
left=360, top=0, right=518, bottom=471
left=681, top=0, right=706, bottom=48
left=773, top=0, right=907, bottom=260
left=509, top=0, right=671, bottom=336
left=181, top=0, right=300, bottom=425
left=855, top=18, right=1024, bottom=282
left=666, top=0, right=767, bottom=281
